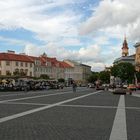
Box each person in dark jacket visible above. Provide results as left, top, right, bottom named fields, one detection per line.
left=72, top=81, right=77, bottom=92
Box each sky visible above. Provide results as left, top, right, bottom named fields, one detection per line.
left=0, top=0, right=139, bottom=71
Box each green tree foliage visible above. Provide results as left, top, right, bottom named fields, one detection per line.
left=136, top=72, right=140, bottom=83
left=87, top=72, right=99, bottom=83
left=58, top=78, right=65, bottom=83
left=40, top=74, right=50, bottom=80
left=87, top=71, right=110, bottom=84
left=13, top=71, right=20, bottom=76
left=111, top=62, right=135, bottom=83
left=13, top=69, right=26, bottom=76
left=99, top=71, right=110, bottom=84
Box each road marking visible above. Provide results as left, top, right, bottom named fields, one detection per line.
left=1, top=102, right=49, bottom=106
left=109, top=95, right=127, bottom=140
left=58, top=104, right=140, bottom=110
left=0, top=88, right=89, bottom=97
left=0, top=89, right=85, bottom=103
left=0, top=88, right=90, bottom=103
left=0, top=90, right=54, bottom=97
left=2, top=101, right=140, bottom=110
left=0, top=91, right=101, bottom=123
left=0, top=90, right=67, bottom=97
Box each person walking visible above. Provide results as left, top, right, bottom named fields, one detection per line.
left=72, top=81, right=77, bottom=93
left=129, top=88, right=132, bottom=95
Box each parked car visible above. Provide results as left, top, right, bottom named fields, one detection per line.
left=96, top=85, right=105, bottom=90
left=58, top=84, right=64, bottom=89
left=127, top=84, right=136, bottom=91
left=88, top=83, right=95, bottom=88
left=123, top=84, right=128, bottom=89
left=112, top=87, right=127, bottom=94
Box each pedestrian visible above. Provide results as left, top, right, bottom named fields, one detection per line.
left=129, top=88, right=132, bottom=95
left=72, top=81, right=77, bottom=92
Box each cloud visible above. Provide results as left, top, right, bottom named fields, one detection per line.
left=24, top=42, right=115, bottom=71
left=60, top=38, right=82, bottom=46
left=79, top=0, right=140, bottom=41
left=0, top=0, right=81, bottom=42
left=0, top=36, right=29, bottom=46
left=0, top=0, right=138, bottom=72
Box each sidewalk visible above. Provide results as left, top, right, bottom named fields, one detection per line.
left=130, top=90, right=140, bottom=94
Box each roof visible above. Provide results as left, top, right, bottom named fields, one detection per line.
left=46, top=57, right=59, bottom=67
left=59, top=61, right=73, bottom=68
left=0, top=52, right=76, bottom=68
left=0, top=53, right=34, bottom=63
left=29, top=56, right=40, bottom=61
left=113, top=55, right=135, bottom=65
left=134, top=42, right=140, bottom=48
left=80, top=63, right=91, bottom=68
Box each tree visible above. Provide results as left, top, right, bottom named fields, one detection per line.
left=6, top=71, right=11, bottom=76
left=111, top=62, right=135, bottom=83
left=136, top=72, right=140, bottom=83
left=40, top=74, right=50, bottom=80
left=87, top=72, right=99, bottom=83
left=58, top=78, right=65, bottom=83
left=99, top=71, right=110, bottom=83
left=13, top=71, right=20, bottom=76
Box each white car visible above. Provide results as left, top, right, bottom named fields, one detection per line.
left=112, top=87, right=126, bottom=94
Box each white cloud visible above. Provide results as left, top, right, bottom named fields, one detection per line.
left=23, top=42, right=115, bottom=71
left=0, top=0, right=81, bottom=41
left=0, top=36, right=29, bottom=46
left=84, top=62, right=106, bottom=72
left=0, top=0, right=138, bottom=71
left=80, top=0, right=140, bottom=41
left=60, top=38, right=82, bottom=46
left=93, top=36, right=110, bottom=45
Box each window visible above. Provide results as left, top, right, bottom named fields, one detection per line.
left=30, top=72, right=32, bottom=77
left=6, top=61, right=10, bottom=66
left=25, top=62, right=28, bottom=67
left=6, top=71, right=11, bottom=75
left=15, top=68, right=19, bottom=72
left=15, top=61, right=19, bottom=66
left=20, top=69, right=23, bottom=72
left=30, top=63, right=32, bottom=67
left=20, top=62, right=23, bottom=67
left=25, top=69, right=28, bottom=75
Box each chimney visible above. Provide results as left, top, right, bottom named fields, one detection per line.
left=7, top=50, right=15, bottom=54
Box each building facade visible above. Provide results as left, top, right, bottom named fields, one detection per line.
left=64, top=60, right=91, bottom=83
left=0, top=51, right=34, bottom=77
left=134, top=42, right=140, bottom=72
left=0, top=51, right=92, bottom=83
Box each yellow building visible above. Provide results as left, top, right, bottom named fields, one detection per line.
left=0, top=50, right=34, bottom=77
left=134, top=42, right=140, bottom=72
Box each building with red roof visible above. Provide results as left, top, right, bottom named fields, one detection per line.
left=0, top=51, right=91, bottom=83
left=0, top=51, right=34, bottom=77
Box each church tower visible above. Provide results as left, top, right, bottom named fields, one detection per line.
left=122, top=36, right=129, bottom=57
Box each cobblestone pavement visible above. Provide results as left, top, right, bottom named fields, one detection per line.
left=0, top=88, right=140, bottom=140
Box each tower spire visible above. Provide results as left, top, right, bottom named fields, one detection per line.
left=122, top=35, right=129, bottom=57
